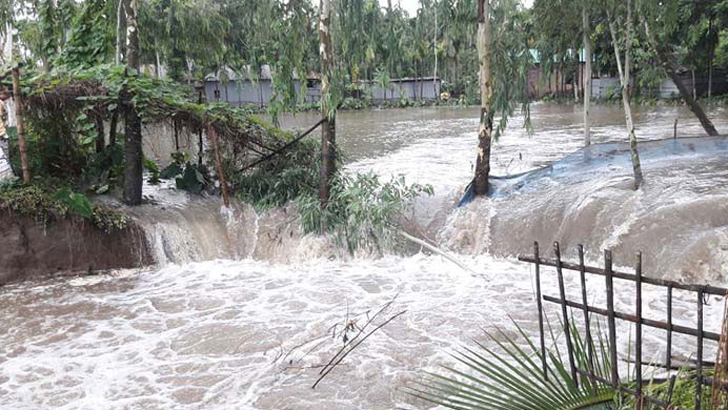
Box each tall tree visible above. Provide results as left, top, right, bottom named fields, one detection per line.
left=319, top=0, right=336, bottom=205
left=473, top=0, right=492, bottom=196
left=123, top=0, right=143, bottom=205
left=473, top=0, right=532, bottom=197
left=606, top=0, right=643, bottom=190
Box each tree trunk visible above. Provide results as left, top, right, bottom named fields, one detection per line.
left=433, top=8, right=438, bottom=100
left=123, top=0, right=143, bottom=205
left=708, top=16, right=714, bottom=99
left=608, top=4, right=643, bottom=190
left=115, top=0, right=125, bottom=65
left=319, top=0, right=336, bottom=206
left=642, top=19, right=719, bottom=137
left=207, top=125, right=230, bottom=207
left=473, top=0, right=493, bottom=197
left=582, top=5, right=592, bottom=146
left=109, top=109, right=118, bottom=147
left=11, top=67, right=30, bottom=183
left=95, top=115, right=105, bottom=153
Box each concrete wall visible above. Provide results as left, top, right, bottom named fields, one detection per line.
left=592, top=77, right=622, bottom=99
left=205, top=78, right=441, bottom=105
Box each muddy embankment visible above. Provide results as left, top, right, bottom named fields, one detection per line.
left=0, top=210, right=153, bottom=285
left=0, top=198, right=341, bottom=285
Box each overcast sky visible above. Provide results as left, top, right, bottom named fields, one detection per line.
left=396, top=0, right=534, bottom=16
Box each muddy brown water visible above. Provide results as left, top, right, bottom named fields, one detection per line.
left=2, top=103, right=728, bottom=409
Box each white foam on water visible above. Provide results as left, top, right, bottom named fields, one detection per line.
left=0, top=255, right=722, bottom=409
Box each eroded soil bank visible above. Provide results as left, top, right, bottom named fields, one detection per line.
left=0, top=210, right=152, bottom=285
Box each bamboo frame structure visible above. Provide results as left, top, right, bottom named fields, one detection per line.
left=519, top=242, right=727, bottom=410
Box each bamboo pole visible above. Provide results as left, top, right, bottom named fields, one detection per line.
left=11, top=67, right=30, bottom=183
left=578, top=245, right=596, bottom=382
left=605, top=249, right=619, bottom=386
left=518, top=255, right=728, bottom=296
left=635, top=252, right=643, bottom=409
left=534, top=241, right=548, bottom=380
left=667, top=286, right=673, bottom=370
left=697, top=289, right=704, bottom=410
left=554, top=242, right=578, bottom=385
left=542, top=295, right=721, bottom=341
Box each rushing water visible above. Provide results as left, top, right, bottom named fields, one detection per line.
left=2, top=103, right=728, bottom=409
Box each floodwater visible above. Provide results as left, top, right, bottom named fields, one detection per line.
left=2, top=103, right=728, bottom=409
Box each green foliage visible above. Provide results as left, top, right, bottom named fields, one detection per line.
left=0, top=182, right=66, bottom=225
left=159, top=152, right=211, bottom=193
left=53, top=187, right=94, bottom=219
left=489, top=0, right=534, bottom=139
left=232, top=136, right=432, bottom=254
left=232, top=138, right=320, bottom=210
left=143, top=156, right=161, bottom=185
left=90, top=204, right=131, bottom=233
left=0, top=180, right=128, bottom=232
left=174, top=163, right=210, bottom=193
left=617, top=368, right=711, bottom=410
left=298, top=172, right=433, bottom=254
left=410, top=318, right=615, bottom=410
left=55, top=0, right=113, bottom=69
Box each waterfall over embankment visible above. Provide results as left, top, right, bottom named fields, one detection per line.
left=440, top=137, right=728, bottom=283
left=123, top=186, right=340, bottom=267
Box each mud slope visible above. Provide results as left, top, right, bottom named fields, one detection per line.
left=0, top=210, right=152, bottom=284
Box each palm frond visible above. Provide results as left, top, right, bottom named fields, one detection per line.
left=409, top=316, right=616, bottom=410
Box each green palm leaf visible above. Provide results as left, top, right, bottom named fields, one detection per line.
left=409, top=316, right=616, bottom=410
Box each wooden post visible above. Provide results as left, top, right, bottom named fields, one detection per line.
left=605, top=249, right=619, bottom=386
left=673, top=118, right=678, bottom=139
left=207, top=125, right=230, bottom=207
left=173, top=119, right=179, bottom=152
left=534, top=241, right=548, bottom=380
left=635, top=252, right=643, bottom=409
left=555, top=242, right=578, bottom=385
left=578, top=245, right=596, bottom=381
left=11, top=67, right=30, bottom=183
left=697, top=289, right=704, bottom=410
left=667, top=285, right=673, bottom=371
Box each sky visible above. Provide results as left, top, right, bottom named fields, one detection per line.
left=396, top=0, right=534, bottom=16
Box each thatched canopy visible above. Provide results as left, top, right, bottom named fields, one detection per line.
left=8, top=64, right=289, bottom=154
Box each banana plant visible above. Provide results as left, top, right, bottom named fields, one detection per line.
left=409, top=317, right=616, bottom=410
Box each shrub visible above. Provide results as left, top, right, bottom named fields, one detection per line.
left=298, top=172, right=433, bottom=254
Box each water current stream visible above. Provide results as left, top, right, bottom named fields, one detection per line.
left=2, top=103, right=728, bottom=409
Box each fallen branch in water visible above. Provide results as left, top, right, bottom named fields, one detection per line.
left=316, top=292, right=401, bottom=376
left=312, top=309, right=407, bottom=389
left=397, top=229, right=475, bottom=274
